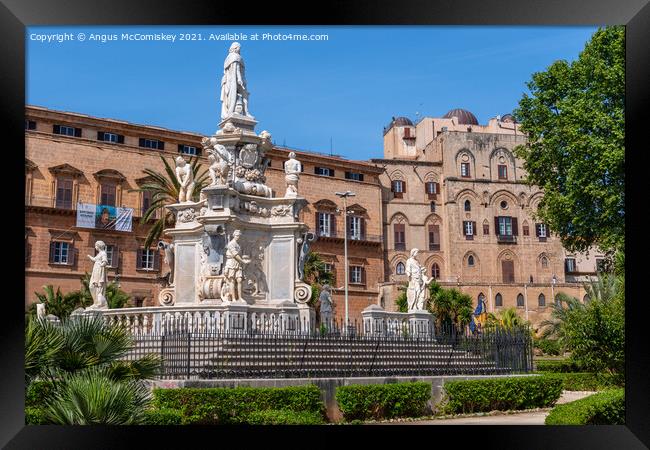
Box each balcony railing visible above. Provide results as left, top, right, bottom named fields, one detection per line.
left=497, top=234, right=517, bottom=243
left=394, top=243, right=406, bottom=251
left=316, top=231, right=382, bottom=243
left=428, top=243, right=440, bottom=251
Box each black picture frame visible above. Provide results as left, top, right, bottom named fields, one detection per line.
left=3, top=0, right=647, bottom=447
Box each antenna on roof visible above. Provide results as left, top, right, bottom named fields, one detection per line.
left=330, top=137, right=333, bottom=156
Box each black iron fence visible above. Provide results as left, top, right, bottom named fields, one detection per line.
left=124, top=319, right=533, bottom=380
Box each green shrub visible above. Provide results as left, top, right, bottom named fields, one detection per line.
left=535, top=359, right=582, bottom=373
left=142, top=408, right=183, bottom=425
left=335, top=382, right=431, bottom=421
left=541, top=372, right=622, bottom=391
left=153, top=385, right=324, bottom=424
left=442, top=376, right=563, bottom=414
left=25, top=407, right=47, bottom=425
left=534, top=338, right=561, bottom=356
left=26, top=380, right=55, bottom=407
left=245, top=409, right=325, bottom=425
left=545, top=389, right=624, bottom=425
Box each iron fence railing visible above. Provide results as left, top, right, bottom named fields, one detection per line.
left=123, top=319, right=533, bottom=380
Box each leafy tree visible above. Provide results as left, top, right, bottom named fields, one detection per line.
left=32, top=285, right=91, bottom=319
left=73, top=273, right=131, bottom=309
left=130, top=154, right=208, bottom=249
left=513, top=26, right=624, bottom=256
left=538, top=293, right=585, bottom=350
left=496, top=307, right=530, bottom=330
left=303, top=252, right=334, bottom=313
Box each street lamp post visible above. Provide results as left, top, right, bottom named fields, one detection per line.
left=336, top=190, right=356, bottom=330
left=551, top=274, right=557, bottom=302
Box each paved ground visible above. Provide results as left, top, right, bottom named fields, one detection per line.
left=376, top=391, right=597, bottom=425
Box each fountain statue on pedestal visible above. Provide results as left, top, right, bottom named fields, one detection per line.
left=221, top=42, right=253, bottom=120
left=86, top=240, right=108, bottom=309
left=175, top=156, right=195, bottom=203
left=405, top=248, right=432, bottom=312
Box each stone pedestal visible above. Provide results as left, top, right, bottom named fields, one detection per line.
left=361, top=305, right=435, bottom=339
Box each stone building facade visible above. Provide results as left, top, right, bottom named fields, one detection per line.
left=25, top=106, right=384, bottom=319
left=25, top=105, right=600, bottom=328
left=373, top=110, right=600, bottom=327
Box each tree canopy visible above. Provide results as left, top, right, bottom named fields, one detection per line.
left=514, top=26, right=624, bottom=256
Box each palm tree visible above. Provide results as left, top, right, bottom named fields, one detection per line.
left=131, top=154, right=208, bottom=249
left=74, top=273, right=131, bottom=309
left=539, top=292, right=584, bottom=347
left=429, top=287, right=473, bottom=331
left=32, top=285, right=91, bottom=319
left=497, top=307, right=529, bottom=330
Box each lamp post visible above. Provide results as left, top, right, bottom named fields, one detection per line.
left=551, top=274, right=557, bottom=302
left=336, top=190, right=356, bottom=329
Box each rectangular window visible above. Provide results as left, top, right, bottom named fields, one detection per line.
left=461, top=163, right=470, bottom=177
left=349, top=216, right=362, bottom=240
left=315, top=167, right=334, bottom=176
left=55, top=177, right=73, bottom=210
left=103, top=244, right=118, bottom=268
left=104, top=132, right=118, bottom=143
left=179, top=144, right=198, bottom=155
left=323, top=263, right=333, bottom=273
left=425, top=182, right=438, bottom=194
left=523, top=224, right=530, bottom=236
left=345, top=171, right=363, bottom=182
left=318, top=212, right=332, bottom=237
left=137, top=248, right=156, bottom=270
left=392, top=180, right=405, bottom=199
left=498, top=164, right=508, bottom=180
left=428, top=224, right=440, bottom=251
left=100, top=183, right=117, bottom=207
left=464, top=221, right=474, bottom=236
left=498, top=217, right=513, bottom=236
left=25, top=120, right=36, bottom=130
left=403, top=127, right=411, bottom=138
left=139, top=138, right=164, bottom=150
left=350, top=266, right=363, bottom=284
left=430, top=202, right=436, bottom=213
left=565, top=258, right=577, bottom=273
left=97, top=131, right=124, bottom=144
left=141, top=190, right=153, bottom=217
left=483, top=223, right=489, bottom=235
left=50, top=241, right=70, bottom=264
left=536, top=223, right=547, bottom=238
left=394, top=223, right=405, bottom=251
left=54, top=124, right=81, bottom=137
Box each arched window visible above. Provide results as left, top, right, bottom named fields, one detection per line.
left=538, top=293, right=546, bottom=307
left=468, top=255, right=475, bottom=266
left=464, top=199, right=471, bottom=211
left=431, top=263, right=440, bottom=279
left=541, top=256, right=549, bottom=268
left=495, top=293, right=503, bottom=307
left=517, top=293, right=525, bottom=307
left=396, top=262, right=405, bottom=275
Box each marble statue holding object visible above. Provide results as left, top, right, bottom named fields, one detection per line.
left=86, top=240, right=109, bottom=309
left=284, top=152, right=301, bottom=198
left=319, top=284, right=333, bottom=325
left=175, top=156, right=195, bottom=203
left=157, top=241, right=175, bottom=285
left=405, top=248, right=432, bottom=312
left=221, top=230, right=248, bottom=303
left=220, top=42, right=253, bottom=119
left=297, top=231, right=316, bottom=280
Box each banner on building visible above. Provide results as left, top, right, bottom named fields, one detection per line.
left=76, top=203, right=133, bottom=232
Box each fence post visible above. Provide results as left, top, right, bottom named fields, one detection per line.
left=187, top=333, right=191, bottom=380
left=160, top=333, right=166, bottom=379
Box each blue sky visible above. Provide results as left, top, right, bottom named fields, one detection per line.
left=26, top=26, right=597, bottom=160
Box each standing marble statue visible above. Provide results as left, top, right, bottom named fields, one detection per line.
left=220, top=42, right=252, bottom=119
left=175, top=157, right=195, bottom=203
left=405, top=248, right=431, bottom=312
left=284, top=152, right=301, bottom=197
left=87, top=240, right=108, bottom=309
left=222, top=230, right=248, bottom=302
left=208, top=144, right=231, bottom=186
left=157, top=241, right=175, bottom=285
left=296, top=232, right=316, bottom=280
left=319, top=284, right=333, bottom=326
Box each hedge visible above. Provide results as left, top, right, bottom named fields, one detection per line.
left=25, top=407, right=47, bottom=425
left=245, top=409, right=325, bottom=425
left=442, top=376, right=563, bottom=414
left=534, top=339, right=561, bottom=356
left=152, top=385, right=325, bottom=424
left=535, top=359, right=583, bottom=373
left=26, top=380, right=55, bottom=407
left=541, top=372, right=622, bottom=391
left=545, top=389, right=625, bottom=425
left=142, top=408, right=184, bottom=425
left=335, top=382, right=431, bottom=421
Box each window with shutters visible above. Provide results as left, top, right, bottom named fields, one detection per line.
left=345, top=171, right=363, bottom=181
left=54, top=124, right=81, bottom=137
left=97, top=131, right=124, bottom=144
left=318, top=212, right=333, bottom=237
left=396, top=262, right=406, bottom=275
left=315, top=167, right=334, bottom=177
left=431, top=263, right=440, bottom=279
left=461, top=162, right=470, bottom=178
left=25, top=120, right=36, bottom=130
left=394, top=223, right=406, bottom=251
left=348, top=216, right=363, bottom=240
left=392, top=180, right=405, bottom=198
left=103, top=244, right=118, bottom=268
left=139, top=138, right=164, bottom=150
left=137, top=248, right=157, bottom=271
left=350, top=266, right=364, bottom=284
left=141, top=190, right=153, bottom=217
left=179, top=144, right=198, bottom=155
left=565, top=258, right=577, bottom=273
left=536, top=223, right=548, bottom=241
left=538, top=293, right=546, bottom=307
left=50, top=241, right=74, bottom=265
left=425, top=182, right=439, bottom=199
left=55, top=176, right=74, bottom=210
left=502, top=260, right=515, bottom=283
left=464, top=200, right=471, bottom=211
left=428, top=224, right=440, bottom=251
left=100, top=183, right=117, bottom=207
left=495, top=293, right=503, bottom=307
left=498, top=164, right=508, bottom=180
left=403, top=127, right=411, bottom=138
left=463, top=221, right=475, bottom=240
left=498, top=217, right=513, bottom=236
left=517, top=293, right=525, bottom=307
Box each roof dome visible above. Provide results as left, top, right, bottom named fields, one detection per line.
left=383, top=116, right=414, bottom=135
left=500, top=113, right=516, bottom=123
left=442, top=108, right=479, bottom=125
